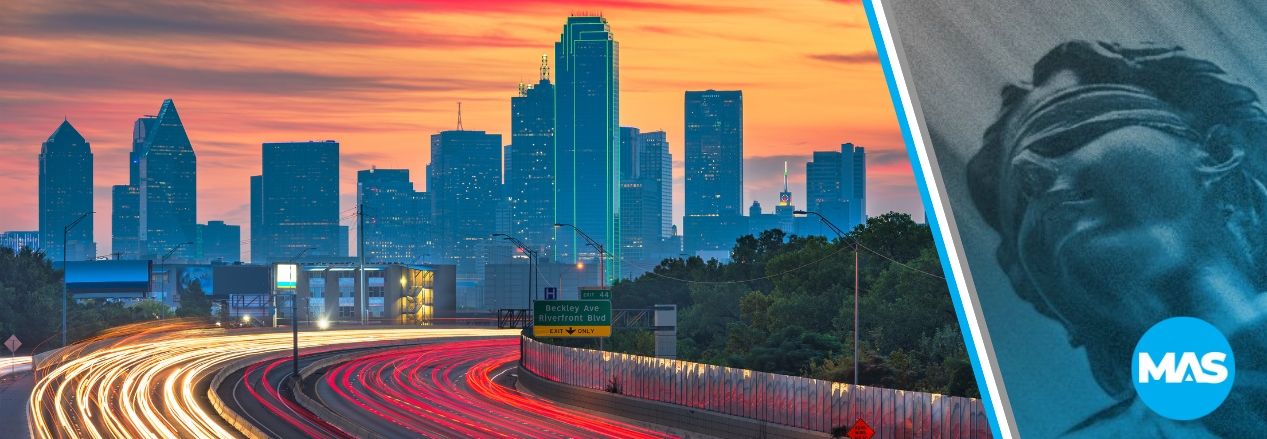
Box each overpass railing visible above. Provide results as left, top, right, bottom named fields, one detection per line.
left=521, top=335, right=992, bottom=438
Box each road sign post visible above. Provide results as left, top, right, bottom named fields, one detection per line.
left=533, top=300, right=611, bottom=337
left=5, top=335, right=20, bottom=376
left=544, top=287, right=558, bottom=300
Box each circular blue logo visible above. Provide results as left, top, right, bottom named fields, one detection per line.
left=1132, top=317, right=1235, bottom=420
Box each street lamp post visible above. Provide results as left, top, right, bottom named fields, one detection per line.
left=278, top=248, right=315, bottom=328
left=553, top=224, right=606, bottom=287
left=160, top=241, right=194, bottom=321
left=493, top=234, right=538, bottom=305
left=61, top=212, right=94, bottom=348
left=558, top=263, right=582, bottom=299
left=795, top=210, right=858, bottom=386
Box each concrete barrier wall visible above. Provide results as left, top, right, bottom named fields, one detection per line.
left=521, top=335, right=993, bottom=439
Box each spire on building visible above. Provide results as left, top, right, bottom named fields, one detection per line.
left=456, top=102, right=463, bottom=131
left=540, top=54, right=549, bottom=81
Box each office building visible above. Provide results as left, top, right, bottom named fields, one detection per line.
left=250, top=175, right=263, bottom=263
left=0, top=231, right=40, bottom=251
left=554, top=16, right=621, bottom=280
left=683, top=90, right=743, bottom=254
left=39, top=120, right=95, bottom=262
left=510, top=57, right=555, bottom=254
left=429, top=130, right=501, bottom=279
left=619, top=127, right=673, bottom=260
left=804, top=143, right=867, bottom=234
left=197, top=221, right=240, bottom=262
left=253, top=141, right=341, bottom=263
left=358, top=168, right=421, bottom=263
left=111, top=184, right=140, bottom=259
left=139, top=99, right=197, bottom=260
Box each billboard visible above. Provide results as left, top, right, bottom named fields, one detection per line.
left=178, top=266, right=213, bottom=296
left=65, top=260, right=152, bottom=298
left=275, top=263, right=297, bottom=289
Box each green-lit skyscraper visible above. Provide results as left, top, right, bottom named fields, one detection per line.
left=554, top=15, right=620, bottom=281
left=510, top=55, right=555, bottom=255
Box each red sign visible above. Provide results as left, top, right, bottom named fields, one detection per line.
left=847, top=419, right=874, bottom=439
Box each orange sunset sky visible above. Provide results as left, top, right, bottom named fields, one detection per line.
left=0, top=0, right=917, bottom=256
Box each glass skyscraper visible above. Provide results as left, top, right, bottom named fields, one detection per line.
left=510, top=58, right=555, bottom=255
left=804, top=143, right=866, bottom=233
left=554, top=15, right=621, bottom=280
left=358, top=168, right=421, bottom=263
left=684, top=90, right=743, bottom=254
left=197, top=221, right=240, bottom=262
left=39, top=120, right=95, bottom=262
left=139, top=99, right=197, bottom=260
left=619, top=127, right=673, bottom=260
left=112, top=116, right=157, bottom=260
left=429, top=130, right=501, bottom=279
left=253, top=141, right=341, bottom=263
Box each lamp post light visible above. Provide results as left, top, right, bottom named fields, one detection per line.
left=558, top=263, right=583, bottom=299
left=494, top=234, right=538, bottom=306
left=160, top=241, right=194, bottom=321
left=794, top=210, right=858, bottom=386
left=553, top=224, right=606, bottom=287
left=61, top=212, right=94, bottom=347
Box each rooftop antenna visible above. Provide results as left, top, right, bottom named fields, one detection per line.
left=540, top=54, right=549, bottom=82
left=783, top=161, right=789, bottom=192
left=456, top=102, right=463, bottom=131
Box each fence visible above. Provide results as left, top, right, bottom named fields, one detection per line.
left=521, top=336, right=993, bottom=439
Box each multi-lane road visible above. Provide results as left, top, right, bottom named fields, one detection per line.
left=30, top=327, right=509, bottom=439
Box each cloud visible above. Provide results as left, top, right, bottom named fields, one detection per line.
left=807, top=51, right=879, bottom=64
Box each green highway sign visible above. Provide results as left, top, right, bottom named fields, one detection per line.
left=578, top=286, right=612, bottom=300
left=534, top=300, right=611, bottom=337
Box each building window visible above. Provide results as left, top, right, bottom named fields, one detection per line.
left=368, top=276, right=385, bottom=318
left=338, top=277, right=355, bottom=318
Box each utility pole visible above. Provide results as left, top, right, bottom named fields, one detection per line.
left=358, top=203, right=366, bottom=325
left=795, top=210, right=857, bottom=386
left=62, top=212, right=93, bottom=348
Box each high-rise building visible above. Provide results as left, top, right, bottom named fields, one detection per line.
left=197, top=221, right=241, bottom=262
left=619, top=127, right=674, bottom=260
left=510, top=58, right=555, bottom=254
left=358, top=168, right=420, bottom=263
left=39, top=120, right=95, bottom=262
left=429, top=130, right=501, bottom=279
left=250, top=175, right=263, bottom=263
left=254, top=141, right=340, bottom=262
left=554, top=16, right=621, bottom=280
left=803, top=143, right=867, bottom=234
left=139, top=99, right=197, bottom=260
left=112, top=116, right=157, bottom=260
left=0, top=231, right=40, bottom=252
left=683, top=90, right=743, bottom=253
left=111, top=185, right=139, bottom=259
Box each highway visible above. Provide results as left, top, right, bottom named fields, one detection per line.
left=309, top=338, right=675, bottom=438
left=30, top=327, right=511, bottom=439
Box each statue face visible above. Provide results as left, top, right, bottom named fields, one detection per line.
left=1010, top=125, right=1207, bottom=334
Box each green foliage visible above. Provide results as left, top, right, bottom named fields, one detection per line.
left=585, top=212, right=982, bottom=398
left=176, top=280, right=212, bottom=318
left=0, top=246, right=175, bottom=350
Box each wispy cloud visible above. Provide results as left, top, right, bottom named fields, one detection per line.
left=807, top=51, right=879, bottom=64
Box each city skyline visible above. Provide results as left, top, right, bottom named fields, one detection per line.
left=1, top=1, right=913, bottom=257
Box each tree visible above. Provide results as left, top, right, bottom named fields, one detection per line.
left=176, top=280, right=212, bottom=317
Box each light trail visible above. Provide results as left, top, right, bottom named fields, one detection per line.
left=320, top=338, right=676, bottom=438
left=30, top=328, right=512, bottom=439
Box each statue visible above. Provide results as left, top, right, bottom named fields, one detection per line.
left=967, top=40, right=1267, bottom=437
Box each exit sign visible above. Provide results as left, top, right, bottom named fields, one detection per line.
left=578, top=286, right=611, bottom=300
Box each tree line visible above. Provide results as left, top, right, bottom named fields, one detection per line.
left=0, top=246, right=215, bottom=352
left=538, top=212, right=979, bottom=398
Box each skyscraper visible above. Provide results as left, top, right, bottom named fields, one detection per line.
left=510, top=57, right=555, bottom=254
left=358, top=168, right=419, bottom=263
left=39, top=120, right=95, bottom=262
left=254, top=141, right=340, bottom=262
left=555, top=15, right=621, bottom=280
left=139, top=99, right=197, bottom=260
left=619, top=127, right=673, bottom=260
left=684, top=90, right=743, bottom=253
left=803, top=143, right=866, bottom=233
left=112, top=116, right=156, bottom=260
left=197, top=221, right=240, bottom=262
left=429, top=130, right=501, bottom=278
left=249, top=175, right=263, bottom=263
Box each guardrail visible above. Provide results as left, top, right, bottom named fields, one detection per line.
left=521, top=335, right=993, bottom=439
left=207, top=353, right=278, bottom=439
left=289, top=348, right=393, bottom=439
